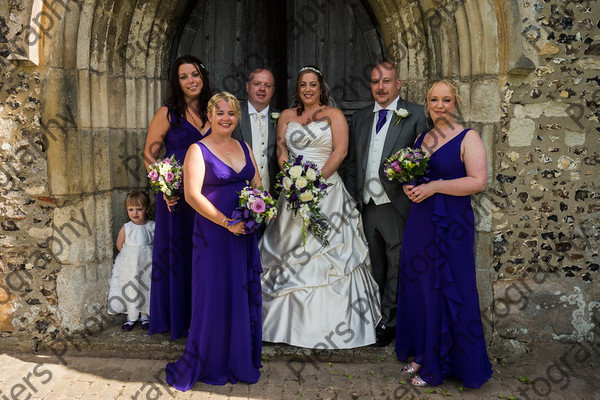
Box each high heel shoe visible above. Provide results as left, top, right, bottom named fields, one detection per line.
left=410, top=375, right=429, bottom=387
left=401, top=362, right=421, bottom=374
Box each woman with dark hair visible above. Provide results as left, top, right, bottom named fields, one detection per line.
left=143, top=55, right=212, bottom=339
left=259, top=66, right=381, bottom=349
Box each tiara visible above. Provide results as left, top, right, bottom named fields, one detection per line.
left=299, top=66, right=322, bottom=76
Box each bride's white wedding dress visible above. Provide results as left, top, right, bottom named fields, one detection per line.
left=260, top=120, right=381, bottom=349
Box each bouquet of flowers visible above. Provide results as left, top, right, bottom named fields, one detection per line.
left=383, top=147, right=430, bottom=185
left=275, top=154, right=331, bottom=246
left=147, top=155, right=183, bottom=200
left=230, top=186, right=278, bottom=234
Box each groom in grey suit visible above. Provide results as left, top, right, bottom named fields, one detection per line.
left=343, top=62, right=427, bottom=346
left=233, top=69, right=279, bottom=192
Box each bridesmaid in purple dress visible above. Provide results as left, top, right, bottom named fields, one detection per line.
left=395, top=80, right=492, bottom=388
left=144, top=55, right=212, bottom=339
left=166, top=92, right=263, bottom=389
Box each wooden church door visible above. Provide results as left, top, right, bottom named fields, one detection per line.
left=174, top=0, right=385, bottom=115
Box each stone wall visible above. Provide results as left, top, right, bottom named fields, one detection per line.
left=0, top=0, right=598, bottom=357
left=491, top=0, right=599, bottom=357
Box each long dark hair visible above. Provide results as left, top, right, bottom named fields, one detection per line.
left=293, top=65, right=331, bottom=116
left=164, top=55, right=213, bottom=127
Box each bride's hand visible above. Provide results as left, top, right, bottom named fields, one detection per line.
left=403, top=184, right=414, bottom=197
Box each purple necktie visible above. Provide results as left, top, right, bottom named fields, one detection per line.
left=376, top=109, right=388, bottom=133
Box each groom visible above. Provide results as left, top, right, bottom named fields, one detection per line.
left=343, top=62, right=427, bottom=346
left=233, top=68, right=279, bottom=192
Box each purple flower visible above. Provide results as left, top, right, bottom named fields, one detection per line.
left=250, top=199, right=266, bottom=213
left=391, top=161, right=401, bottom=173
left=163, top=158, right=172, bottom=165
left=148, top=170, right=159, bottom=181
left=165, top=171, right=174, bottom=183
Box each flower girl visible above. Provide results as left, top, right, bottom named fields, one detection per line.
left=108, top=191, right=155, bottom=330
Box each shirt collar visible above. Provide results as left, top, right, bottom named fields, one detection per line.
left=373, top=96, right=400, bottom=113
left=248, top=101, right=269, bottom=116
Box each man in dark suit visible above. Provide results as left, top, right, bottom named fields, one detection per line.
left=343, top=62, right=428, bottom=346
left=232, top=69, right=279, bottom=192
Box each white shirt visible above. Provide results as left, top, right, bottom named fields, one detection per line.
left=248, top=102, right=270, bottom=191
left=362, top=96, right=400, bottom=205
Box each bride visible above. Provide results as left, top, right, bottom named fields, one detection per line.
left=260, top=65, right=381, bottom=348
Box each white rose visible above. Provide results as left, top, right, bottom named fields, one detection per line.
left=289, top=165, right=303, bottom=179
left=305, top=168, right=317, bottom=181
left=299, top=204, right=310, bottom=216
left=271, top=112, right=280, bottom=120
left=296, top=177, right=308, bottom=189
left=283, top=177, right=293, bottom=191
left=396, top=108, right=410, bottom=118
left=300, top=191, right=314, bottom=202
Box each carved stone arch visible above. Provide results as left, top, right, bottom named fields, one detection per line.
left=32, top=0, right=532, bottom=331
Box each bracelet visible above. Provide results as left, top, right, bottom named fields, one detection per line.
left=220, top=217, right=228, bottom=228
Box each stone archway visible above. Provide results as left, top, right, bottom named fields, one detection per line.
left=26, top=0, right=525, bottom=336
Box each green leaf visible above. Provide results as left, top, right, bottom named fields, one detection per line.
left=519, top=376, right=531, bottom=384
left=458, top=385, right=464, bottom=393
left=425, top=389, right=435, bottom=394
left=508, top=397, right=518, bottom=400
left=369, top=370, right=375, bottom=376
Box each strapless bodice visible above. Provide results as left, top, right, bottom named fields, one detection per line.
left=285, top=121, right=332, bottom=170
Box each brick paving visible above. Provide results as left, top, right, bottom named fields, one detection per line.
left=0, top=341, right=598, bottom=400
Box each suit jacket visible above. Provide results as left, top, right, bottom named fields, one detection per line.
left=232, top=101, right=280, bottom=192
left=342, top=97, right=428, bottom=218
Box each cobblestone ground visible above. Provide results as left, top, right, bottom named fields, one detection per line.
left=0, top=344, right=598, bottom=400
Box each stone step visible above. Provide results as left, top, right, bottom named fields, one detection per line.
left=36, top=325, right=397, bottom=363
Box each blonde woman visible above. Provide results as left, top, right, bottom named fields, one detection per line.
left=395, top=80, right=492, bottom=388
left=166, top=93, right=263, bottom=389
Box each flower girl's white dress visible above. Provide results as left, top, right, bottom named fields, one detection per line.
left=108, top=221, right=155, bottom=321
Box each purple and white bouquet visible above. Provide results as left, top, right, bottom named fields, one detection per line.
left=275, top=154, right=331, bottom=246
left=230, top=186, right=278, bottom=234
left=383, top=147, right=429, bottom=185
left=148, top=155, right=183, bottom=200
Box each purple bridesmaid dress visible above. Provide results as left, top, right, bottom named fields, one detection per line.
left=395, top=128, right=492, bottom=388
left=149, top=107, right=210, bottom=339
left=166, top=140, right=262, bottom=389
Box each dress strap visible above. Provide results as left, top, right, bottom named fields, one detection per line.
left=414, top=130, right=429, bottom=149
left=238, top=139, right=251, bottom=162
